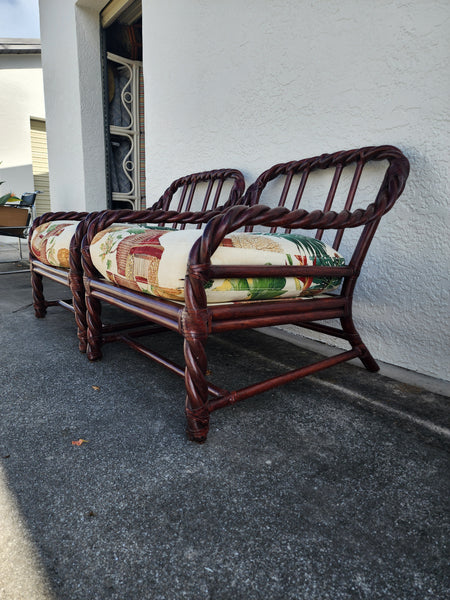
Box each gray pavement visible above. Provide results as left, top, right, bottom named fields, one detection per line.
left=0, top=241, right=449, bottom=600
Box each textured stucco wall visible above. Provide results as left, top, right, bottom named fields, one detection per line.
left=144, top=0, right=450, bottom=381
left=0, top=53, right=45, bottom=197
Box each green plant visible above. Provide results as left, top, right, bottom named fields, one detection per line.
left=0, top=192, right=20, bottom=205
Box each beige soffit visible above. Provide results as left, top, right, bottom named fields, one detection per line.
left=101, top=0, right=141, bottom=28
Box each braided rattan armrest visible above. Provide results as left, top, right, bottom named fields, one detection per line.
left=28, top=210, right=89, bottom=239
left=81, top=206, right=240, bottom=278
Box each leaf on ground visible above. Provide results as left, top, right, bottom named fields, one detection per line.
left=72, top=439, right=88, bottom=446
left=92, top=385, right=100, bottom=391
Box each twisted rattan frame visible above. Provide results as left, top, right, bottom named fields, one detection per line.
left=81, top=145, right=409, bottom=443
left=28, top=169, right=245, bottom=352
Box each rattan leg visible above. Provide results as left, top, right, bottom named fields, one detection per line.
left=74, top=300, right=87, bottom=353
left=70, top=273, right=87, bottom=353
left=86, top=293, right=103, bottom=361
left=184, top=335, right=210, bottom=443
left=31, top=268, right=47, bottom=318
left=340, top=315, right=379, bottom=372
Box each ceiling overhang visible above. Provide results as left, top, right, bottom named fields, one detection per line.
left=101, top=0, right=141, bottom=28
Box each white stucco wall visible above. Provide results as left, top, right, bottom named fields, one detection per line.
left=143, top=0, right=450, bottom=381
left=0, top=53, right=45, bottom=197
left=38, top=0, right=107, bottom=212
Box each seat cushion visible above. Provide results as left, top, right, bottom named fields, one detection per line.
left=30, top=221, right=166, bottom=269
left=30, top=220, right=79, bottom=268
left=90, top=226, right=345, bottom=303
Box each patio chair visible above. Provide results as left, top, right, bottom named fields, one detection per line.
left=81, top=145, right=409, bottom=443
left=0, top=192, right=38, bottom=272
left=7, top=191, right=38, bottom=212
left=29, top=169, right=245, bottom=352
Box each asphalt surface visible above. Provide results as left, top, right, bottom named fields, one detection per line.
left=0, top=243, right=449, bottom=600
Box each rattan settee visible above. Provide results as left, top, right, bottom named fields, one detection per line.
left=28, top=169, right=245, bottom=353
left=80, top=146, right=409, bottom=443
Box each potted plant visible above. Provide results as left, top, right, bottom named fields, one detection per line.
left=0, top=163, right=21, bottom=206
left=0, top=167, right=28, bottom=228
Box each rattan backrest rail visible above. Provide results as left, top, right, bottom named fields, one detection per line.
left=152, top=168, right=246, bottom=214
left=80, top=145, right=409, bottom=443
left=188, top=146, right=409, bottom=309
left=190, top=145, right=409, bottom=269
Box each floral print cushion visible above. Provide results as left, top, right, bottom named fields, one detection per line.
left=30, top=221, right=166, bottom=269
left=90, top=226, right=345, bottom=303
left=30, top=220, right=79, bottom=268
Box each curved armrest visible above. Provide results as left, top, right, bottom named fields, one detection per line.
left=29, top=210, right=89, bottom=238
left=184, top=167, right=406, bottom=308
left=82, top=205, right=239, bottom=253
left=183, top=204, right=353, bottom=310
left=80, top=207, right=229, bottom=280
left=186, top=202, right=374, bottom=273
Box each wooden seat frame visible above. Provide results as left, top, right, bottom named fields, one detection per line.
left=81, top=146, right=409, bottom=443
left=29, top=169, right=245, bottom=353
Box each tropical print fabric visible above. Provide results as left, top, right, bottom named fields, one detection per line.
left=30, top=221, right=164, bottom=269
left=30, top=220, right=79, bottom=268
left=90, top=226, right=345, bottom=303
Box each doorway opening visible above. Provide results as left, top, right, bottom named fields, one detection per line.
left=101, top=0, right=145, bottom=210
